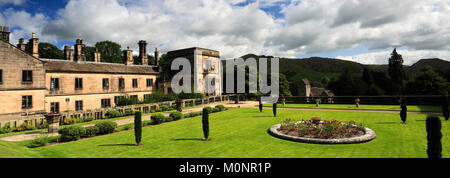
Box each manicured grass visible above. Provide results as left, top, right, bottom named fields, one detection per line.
left=265, top=104, right=442, bottom=112
left=0, top=108, right=448, bottom=158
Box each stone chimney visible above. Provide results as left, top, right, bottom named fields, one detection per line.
left=29, top=33, right=39, bottom=58
left=92, top=48, right=101, bottom=62
left=74, top=39, right=86, bottom=62
left=123, top=46, right=133, bottom=65
left=138, top=40, right=148, bottom=65
left=0, top=26, right=10, bottom=43
left=155, top=48, right=159, bottom=66
left=17, top=38, right=26, bottom=51
left=64, top=45, right=74, bottom=61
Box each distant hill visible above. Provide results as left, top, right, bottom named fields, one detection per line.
left=405, top=58, right=450, bottom=77
left=235, top=54, right=450, bottom=88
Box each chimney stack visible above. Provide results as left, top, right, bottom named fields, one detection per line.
left=92, top=48, right=101, bottom=62
left=155, top=48, right=159, bottom=66
left=138, top=40, right=148, bottom=65
left=0, top=26, right=10, bottom=43
left=74, top=39, right=86, bottom=62
left=17, top=38, right=26, bottom=51
left=123, top=46, right=133, bottom=65
left=64, top=45, right=74, bottom=61
left=29, top=32, right=39, bottom=58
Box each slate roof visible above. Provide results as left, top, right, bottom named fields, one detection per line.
left=41, top=59, right=160, bottom=75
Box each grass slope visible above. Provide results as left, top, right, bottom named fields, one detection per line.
left=1, top=108, right=447, bottom=158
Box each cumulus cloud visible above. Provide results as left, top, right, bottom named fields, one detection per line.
left=1, top=0, right=449, bottom=64
left=0, top=0, right=26, bottom=6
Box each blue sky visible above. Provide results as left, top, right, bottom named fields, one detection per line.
left=1, top=0, right=449, bottom=65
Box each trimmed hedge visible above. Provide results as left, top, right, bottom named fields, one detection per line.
left=151, top=114, right=166, bottom=124
left=215, top=105, right=225, bottom=112
left=169, top=111, right=183, bottom=121
left=204, top=106, right=213, bottom=114
left=84, top=126, right=100, bottom=137
left=59, top=125, right=86, bottom=141
left=95, top=121, right=118, bottom=135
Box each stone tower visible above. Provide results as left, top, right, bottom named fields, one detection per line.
left=74, top=39, right=86, bottom=62
left=154, top=48, right=159, bottom=66
left=64, top=45, right=74, bottom=61
left=29, top=33, right=39, bottom=58
left=17, top=38, right=26, bottom=51
left=92, top=48, right=101, bottom=62
left=123, top=46, right=133, bottom=65
left=138, top=40, right=148, bottom=65
left=0, top=26, right=10, bottom=43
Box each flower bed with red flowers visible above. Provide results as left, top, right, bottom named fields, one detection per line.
left=277, top=118, right=366, bottom=139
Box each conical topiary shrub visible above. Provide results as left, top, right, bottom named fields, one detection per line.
left=202, top=108, right=210, bottom=141
left=259, top=98, right=263, bottom=112
left=400, top=97, right=407, bottom=123
left=134, top=111, right=142, bottom=146
left=273, top=103, right=277, bottom=117
left=426, top=116, right=442, bottom=158
left=442, top=96, right=449, bottom=121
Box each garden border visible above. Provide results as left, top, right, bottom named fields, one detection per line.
left=268, top=123, right=376, bottom=144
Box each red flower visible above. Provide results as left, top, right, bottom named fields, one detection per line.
left=334, top=128, right=337, bottom=131
left=345, top=130, right=348, bottom=134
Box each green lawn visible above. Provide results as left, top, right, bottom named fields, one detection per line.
left=0, top=108, right=448, bottom=158
left=264, top=104, right=442, bottom=112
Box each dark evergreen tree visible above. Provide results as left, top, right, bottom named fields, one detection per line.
left=426, top=116, right=442, bottom=158
left=134, top=111, right=142, bottom=146
left=273, top=103, right=277, bottom=117
left=400, top=97, right=407, bottom=123
left=404, top=66, right=449, bottom=95
left=442, top=96, right=449, bottom=121
left=388, top=48, right=404, bottom=94
left=202, top=108, right=210, bottom=141
left=259, top=97, right=263, bottom=112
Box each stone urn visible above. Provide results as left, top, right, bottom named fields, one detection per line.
left=44, top=113, right=61, bottom=134
left=311, top=117, right=322, bottom=125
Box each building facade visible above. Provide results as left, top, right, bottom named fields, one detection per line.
left=165, top=47, right=222, bottom=96
left=0, top=29, right=221, bottom=120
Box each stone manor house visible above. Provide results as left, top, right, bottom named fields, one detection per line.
left=0, top=26, right=222, bottom=120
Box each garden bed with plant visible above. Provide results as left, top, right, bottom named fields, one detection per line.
left=269, top=118, right=376, bottom=144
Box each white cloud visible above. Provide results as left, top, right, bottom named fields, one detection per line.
left=2, top=0, right=449, bottom=64
left=0, top=0, right=26, bottom=6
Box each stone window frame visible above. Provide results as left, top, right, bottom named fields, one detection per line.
left=22, top=70, right=33, bottom=83
left=132, top=78, right=138, bottom=88
left=75, top=100, right=83, bottom=111
left=101, top=98, right=111, bottom=108
left=118, top=78, right=125, bottom=90
left=75, top=78, right=83, bottom=90
left=50, top=78, right=60, bottom=91
left=21, top=95, right=33, bottom=109
left=146, top=78, right=153, bottom=87
left=50, top=102, right=60, bottom=113
left=102, top=78, right=110, bottom=90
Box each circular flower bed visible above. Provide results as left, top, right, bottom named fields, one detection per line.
left=269, top=118, right=376, bottom=144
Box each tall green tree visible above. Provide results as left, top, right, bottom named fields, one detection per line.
left=362, top=67, right=384, bottom=95
left=31, top=42, right=64, bottom=59
left=83, top=46, right=96, bottom=61
left=426, top=116, right=442, bottom=158
left=388, top=48, right=405, bottom=94
left=95, top=41, right=123, bottom=64
left=404, top=66, right=449, bottom=95
left=279, top=73, right=292, bottom=97
left=202, top=108, right=210, bottom=141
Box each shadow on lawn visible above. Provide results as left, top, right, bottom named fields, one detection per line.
left=170, top=138, right=204, bottom=141
left=375, top=122, right=400, bottom=124
left=98, top=144, right=136, bottom=147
